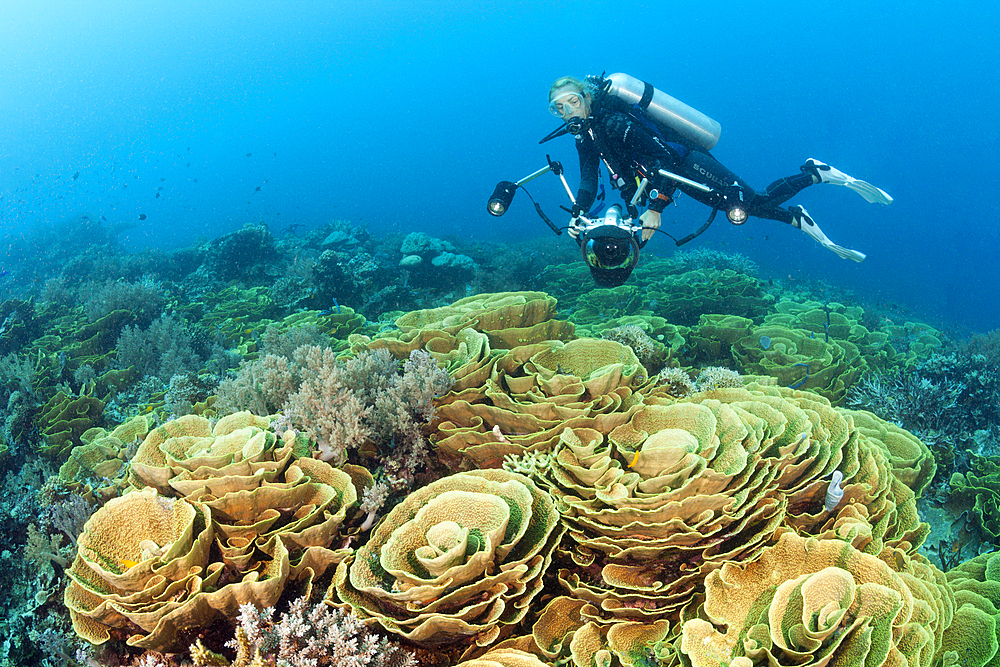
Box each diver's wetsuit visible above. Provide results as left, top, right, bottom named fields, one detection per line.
left=574, top=96, right=814, bottom=224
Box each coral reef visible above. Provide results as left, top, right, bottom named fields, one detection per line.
left=0, top=212, right=997, bottom=667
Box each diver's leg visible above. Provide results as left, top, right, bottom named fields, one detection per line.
left=756, top=171, right=816, bottom=207
left=745, top=202, right=865, bottom=262
left=676, top=151, right=813, bottom=216
left=788, top=206, right=866, bottom=262
left=674, top=150, right=758, bottom=206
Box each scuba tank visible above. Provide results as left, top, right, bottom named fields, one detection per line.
left=595, top=73, right=721, bottom=152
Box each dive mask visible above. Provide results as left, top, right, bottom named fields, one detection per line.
left=548, top=90, right=585, bottom=117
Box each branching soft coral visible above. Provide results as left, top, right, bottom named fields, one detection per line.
left=24, top=523, right=70, bottom=569
left=214, top=352, right=300, bottom=416
left=286, top=344, right=374, bottom=463
left=288, top=347, right=452, bottom=467
left=216, top=344, right=451, bottom=467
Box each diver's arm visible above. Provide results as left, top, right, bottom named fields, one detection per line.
left=606, top=112, right=680, bottom=212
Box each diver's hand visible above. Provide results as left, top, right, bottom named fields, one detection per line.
left=639, top=210, right=661, bottom=242
left=568, top=216, right=584, bottom=239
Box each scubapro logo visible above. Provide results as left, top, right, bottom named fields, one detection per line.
left=692, top=163, right=724, bottom=186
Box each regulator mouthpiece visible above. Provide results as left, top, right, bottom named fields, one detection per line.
left=565, top=117, right=589, bottom=136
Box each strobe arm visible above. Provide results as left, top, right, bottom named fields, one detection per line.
left=486, top=155, right=577, bottom=236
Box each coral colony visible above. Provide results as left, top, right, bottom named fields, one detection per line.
left=2, top=217, right=1000, bottom=666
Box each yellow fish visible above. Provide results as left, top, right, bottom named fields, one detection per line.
left=121, top=559, right=139, bottom=569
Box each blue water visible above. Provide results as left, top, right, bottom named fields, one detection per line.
left=1, top=0, right=998, bottom=330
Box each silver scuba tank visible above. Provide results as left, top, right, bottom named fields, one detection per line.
left=601, top=72, right=721, bottom=152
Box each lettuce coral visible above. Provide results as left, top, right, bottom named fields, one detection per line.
left=679, top=530, right=953, bottom=667
left=64, top=412, right=356, bottom=651
left=329, top=469, right=564, bottom=659
left=498, top=383, right=932, bottom=665
left=434, top=338, right=646, bottom=468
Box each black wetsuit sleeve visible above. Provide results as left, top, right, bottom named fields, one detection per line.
left=576, top=138, right=600, bottom=212
left=599, top=111, right=682, bottom=212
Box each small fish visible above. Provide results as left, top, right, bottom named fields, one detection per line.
left=186, top=162, right=190, bottom=167
left=101, top=215, right=107, bottom=221
left=254, top=186, right=261, bottom=192
left=72, top=171, right=80, bottom=180
left=246, top=152, right=252, bottom=157
left=121, top=558, right=139, bottom=569
left=138, top=213, right=147, bottom=220
left=160, top=177, right=166, bottom=182
left=155, top=192, right=160, bottom=198
left=627, top=450, right=641, bottom=468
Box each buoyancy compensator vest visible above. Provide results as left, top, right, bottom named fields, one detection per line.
left=590, top=73, right=721, bottom=152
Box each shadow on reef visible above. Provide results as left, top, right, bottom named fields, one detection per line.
left=0, top=216, right=998, bottom=666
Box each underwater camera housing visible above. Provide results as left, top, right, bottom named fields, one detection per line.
left=576, top=206, right=643, bottom=288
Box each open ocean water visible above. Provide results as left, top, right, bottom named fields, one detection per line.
left=1, top=0, right=997, bottom=330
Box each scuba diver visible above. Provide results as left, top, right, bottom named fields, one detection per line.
left=545, top=74, right=893, bottom=287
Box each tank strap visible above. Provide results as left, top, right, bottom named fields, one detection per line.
left=637, top=81, right=655, bottom=110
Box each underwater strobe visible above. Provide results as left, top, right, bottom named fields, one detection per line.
left=727, top=204, right=748, bottom=225
left=487, top=181, right=518, bottom=216
left=486, top=156, right=577, bottom=235
left=724, top=182, right=748, bottom=225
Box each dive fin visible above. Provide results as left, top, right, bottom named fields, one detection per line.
left=791, top=205, right=866, bottom=262
left=803, top=158, right=893, bottom=205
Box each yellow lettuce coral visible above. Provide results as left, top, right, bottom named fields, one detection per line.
left=500, top=382, right=931, bottom=665
left=679, top=530, right=953, bottom=667
left=65, top=414, right=356, bottom=651
left=434, top=338, right=647, bottom=468
left=329, top=469, right=564, bottom=656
